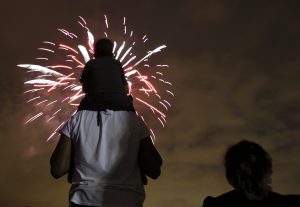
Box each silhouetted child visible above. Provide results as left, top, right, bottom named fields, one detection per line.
left=202, top=140, right=300, bottom=207
left=78, top=38, right=135, bottom=112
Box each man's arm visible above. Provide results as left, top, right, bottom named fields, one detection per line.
left=139, top=136, right=163, bottom=179
left=50, top=134, right=71, bottom=179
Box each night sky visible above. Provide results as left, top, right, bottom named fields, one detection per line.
left=1, top=1, right=300, bottom=207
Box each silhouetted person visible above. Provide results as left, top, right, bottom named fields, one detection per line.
left=50, top=38, right=162, bottom=207
left=78, top=38, right=135, bottom=112
left=202, top=140, right=300, bottom=207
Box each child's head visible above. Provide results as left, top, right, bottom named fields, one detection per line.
left=94, top=38, right=114, bottom=57
left=224, top=140, right=272, bottom=199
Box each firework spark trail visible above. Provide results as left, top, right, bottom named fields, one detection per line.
left=19, top=15, right=174, bottom=141
left=18, top=64, right=65, bottom=77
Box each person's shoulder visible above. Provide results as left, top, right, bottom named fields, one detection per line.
left=129, top=113, right=150, bottom=136
left=111, top=58, right=122, bottom=66
left=132, top=113, right=148, bottom=125
left=203, top=196, right=215, bottom=207
left=126, top=111, right=145, bottom=124
left=85, top=58, right=96, bottom=66
left=69, top=110, right=85, bottom=123
left=203, top=190, right=240, bottom=207
left=284, top=194, right=300, bottom=205
left=86, top=58, right=96, bottom=63
left=269, top=192, right=300, bottom=207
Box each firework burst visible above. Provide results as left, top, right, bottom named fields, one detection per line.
left=18, top=15, right=174, bottom=141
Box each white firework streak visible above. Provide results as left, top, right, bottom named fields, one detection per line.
left=78, top=45, right=90, bottom=63
left=24, top=79, right=68, bottom=86
left=18, top=64, right=65, bottom=77
left=19, top=15, right=174, bottom=141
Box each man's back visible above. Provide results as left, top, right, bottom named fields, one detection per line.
left=60, top=110, right=150, bottom=206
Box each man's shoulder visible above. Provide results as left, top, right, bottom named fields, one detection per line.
left=203, top=190, right=242, bottom=207
left=271, top=192, right=300, bottom=206
left=203, top=191, right=300, bottom=207
left=84, top=59, right=96, bottom=68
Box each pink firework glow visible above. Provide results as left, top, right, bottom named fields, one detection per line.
left=18, top=15, right=174, bottom=141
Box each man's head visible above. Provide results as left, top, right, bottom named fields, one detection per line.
left=94, top=38, right=114, bottom=57
left=224, top=140, right=273, bottom=199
